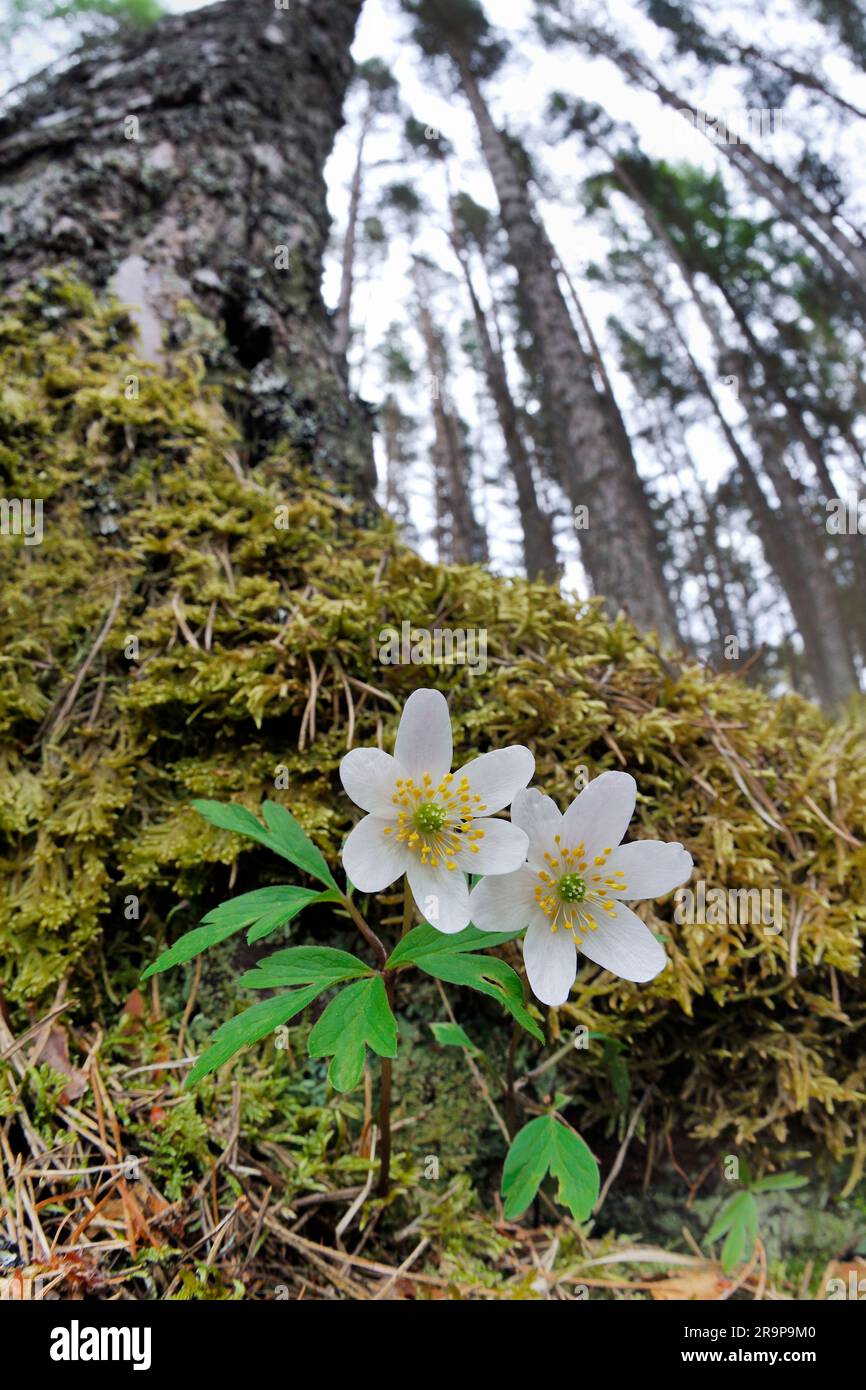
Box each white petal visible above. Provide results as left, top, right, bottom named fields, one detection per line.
left=561, top=771, right=636, bottom=860
left=469, top=866, right=538, bottom=933
left=407, top=858, right=471, bottom=934
left=394, top=688, right=452, bottom=783
left=511, top=787, right=563, bottom=869
left=455, top=818, right=528, bottom=875
left=342, top=815, right=407, bottom=893
left=455, top=746, right=535, bottom=815
left=578, top=900, right=667, bottom=982
left=339, top=747, right=403, bottom=817
left=605, top=841, right=693, bottom=900
left=523, top=913, right=577, bottom=1006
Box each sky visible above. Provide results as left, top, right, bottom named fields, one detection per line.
left=4, top=0, right=865, bottom=632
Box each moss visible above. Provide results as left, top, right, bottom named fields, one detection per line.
left=1, top=273, right=865, bottom=1180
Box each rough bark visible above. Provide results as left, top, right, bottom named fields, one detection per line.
left=452, top=54, right=679, bottom=642
left=0, top=0, right=374, bottom=494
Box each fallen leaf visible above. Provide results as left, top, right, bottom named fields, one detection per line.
left=34, top=1023, right=88, bottom=1101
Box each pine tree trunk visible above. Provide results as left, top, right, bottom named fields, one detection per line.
left=414, top=274, right=487, bottom=565
left=589, top=32, right=866, bottom=305
left=591, top=139, right=860, bottom=703
left=449, top=219, right=558, bottom=582
left=452, top=54, right=680, bottom=643
left=333, top=100, right=372, bottom=365
left=648, top=273, right=859, bottom=707
left=381, top=394, right=413, bottom=535
left=0, top=0, right=374, bottom=494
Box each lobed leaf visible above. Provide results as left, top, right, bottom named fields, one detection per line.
left=429, top=1021, right=478, bottom=1052
left=260, top=800, right=338, bottom=889
left=185, top=986, right=323, bottom=1087
left=191, top=798, right=337, bottom=888
left=238, top=945, right=372, bottom=990
left=141, top=885, right=331, bottom=978
left=307, top=976, right=397, bottom=1093
left=501, top=1114, right=599, bottom=1222
left=750, top=1172, right=808, bottom=1193
left=386, top=920, right=523, bottom=970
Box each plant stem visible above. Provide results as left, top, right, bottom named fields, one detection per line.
left=377, top=957, right=398, bottom=1196
left=505, top=1021, right=519, bottom=1137
left=377, top=1050, right=393, bottom=1197
left=340, top=892, right=388, bottom=969
left=401, top=879, right=414, bottom=938
left=340, top=886, right=400, bottom=1195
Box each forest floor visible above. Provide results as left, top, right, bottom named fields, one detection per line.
left=2, top=984, right=863, bottom=1301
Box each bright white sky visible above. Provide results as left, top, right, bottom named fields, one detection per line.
left=5, top=0, right=865, bottom=640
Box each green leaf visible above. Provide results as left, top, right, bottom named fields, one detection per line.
left=501, top=1114, right=599, bottom=1222
left=721, top=1218, right=748, bottom=1273
left=141, top=886, right=307, bottom=979
left=602, top=1039, right=631, bottom=1110
left=238, top=946, right=372, bottom=990
left=709, top=1191, right=758, bottom=1272
left=307, top=976, right=397, bottom=1093
left=429, top=1021, right=478, bottom=1052
left=386, top=920, right=523, bottom=969
left=191, top=798, right=337, bottom=889
left=141, top=885, right=335, bottom=978
left=185, top=986, right=322, bottom=1087
left=418, top=949, right=544, bottom=1043
left=260, top=801, right=338, bottom=889
left=386, top=921, right=542, bottom=1041
left=742, top=1192, right=759, bottom=1246
left=192, top=799, right=274, bottom=849
left=707, top=1192, right=741, bottom=1242
left=245, top=888, right=340, bottom=944
left=750, top=1172, right=809, bottom=1193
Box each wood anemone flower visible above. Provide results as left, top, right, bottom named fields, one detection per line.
left=339, top=688, right=534, bottom=934
left=469, top=774, right=693, bottom=1004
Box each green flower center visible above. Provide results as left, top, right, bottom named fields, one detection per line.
left=414, top=802, right=447, bottom=833
left=558, top=871, right=587, bottom=904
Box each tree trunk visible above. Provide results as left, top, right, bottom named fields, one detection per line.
left=381, top=393, right=413, bottom=536
left=333, top=99, right=372, bottom=366
left=449, top=213, right=558, bottom=582
left=595, top=146, right=859, bottom=704
left=0, top=0, right=374, bottom=494
left=646, top=270, right=859, bottom=707
left=413, top=266, right=487, bottom=565
left=452, top=53, right=680, bottom=643
left=584, top=29, right=866, bottom=305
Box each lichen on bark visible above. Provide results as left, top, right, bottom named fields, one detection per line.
left=0, top=0, right=373, bottom=491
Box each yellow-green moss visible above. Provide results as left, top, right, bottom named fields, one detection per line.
left=1, top=274, right=865, bottom=1172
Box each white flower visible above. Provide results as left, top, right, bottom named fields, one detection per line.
left=469, top=772, right=693, bottom=1005
left=339, top=688, right=535, bottom=934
